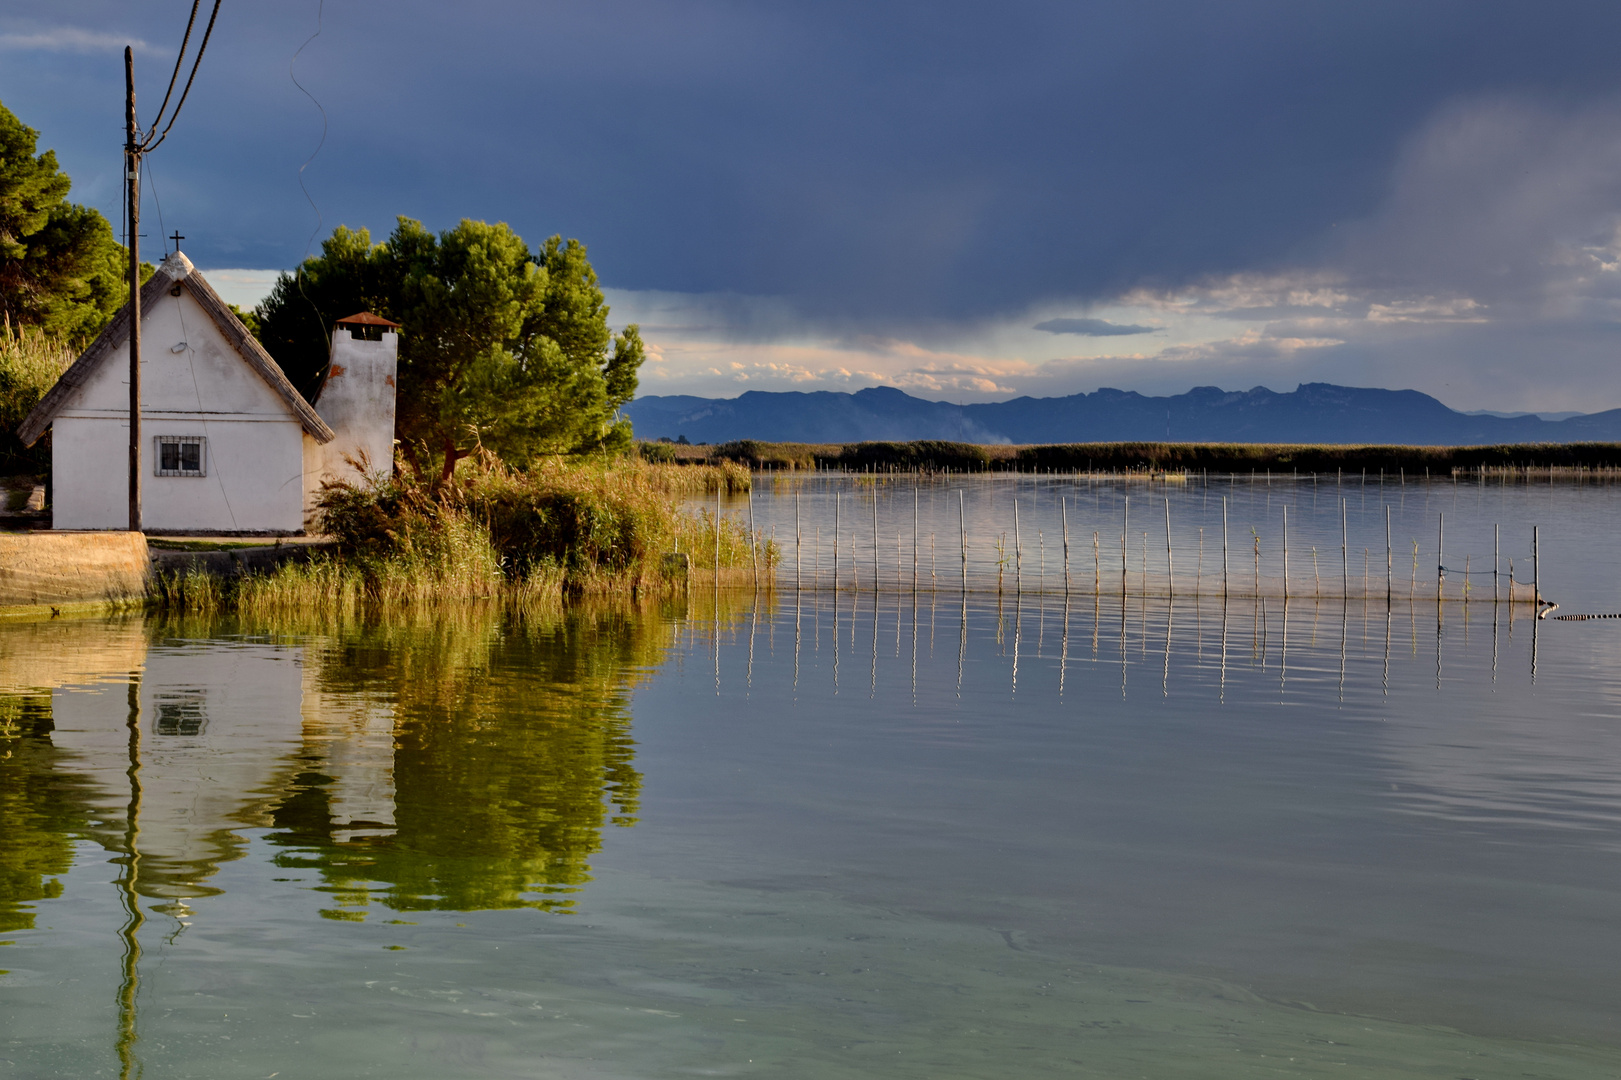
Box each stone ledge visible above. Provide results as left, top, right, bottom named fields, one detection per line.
left=0, top=531, right=150, bottom=608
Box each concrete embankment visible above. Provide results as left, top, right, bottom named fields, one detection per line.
left=0, top=531, right=149, bottom=613
left=148, top=539, right=333, bottom=578
left=0, top=533, right=335, bottom=614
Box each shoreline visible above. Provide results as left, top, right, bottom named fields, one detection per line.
left=651, top=437, right=1621, bottom=475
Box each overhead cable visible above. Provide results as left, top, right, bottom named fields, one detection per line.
left=143, top=0, right=203, bottom=140
left=142, top=0, right=223, bottom=153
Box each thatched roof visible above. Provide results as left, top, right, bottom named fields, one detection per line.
left=17, top=251, right=335, bottom=447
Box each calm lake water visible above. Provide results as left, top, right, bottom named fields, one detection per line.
left=5, top=476, right=1621, bottom=1078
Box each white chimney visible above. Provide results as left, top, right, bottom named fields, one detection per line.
left=314, top=313, right=399, bottom=485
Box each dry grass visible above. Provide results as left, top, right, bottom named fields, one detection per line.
left=152, top=456, right=776, bottom=615
left=639, top=459, right=752, bottom=494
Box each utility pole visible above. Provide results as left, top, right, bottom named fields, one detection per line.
left=125, top=46, right=142, bottom=533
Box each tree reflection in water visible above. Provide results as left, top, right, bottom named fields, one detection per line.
left=267, top=604, right=659, bottom=916
left=0, top=693, right=93, bottom=935
left=0, top=597, right=726, bottom=937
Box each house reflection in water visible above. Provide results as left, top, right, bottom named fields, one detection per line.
left=0, top=607, right=656, bottom=938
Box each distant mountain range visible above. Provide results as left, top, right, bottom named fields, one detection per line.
left=624, top=383, right=1621, bottom=446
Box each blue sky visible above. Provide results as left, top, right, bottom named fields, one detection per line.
left=6, top=1, right=1621, bottom=411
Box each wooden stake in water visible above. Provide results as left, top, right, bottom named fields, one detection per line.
left=1282, top=504, right=1289, bottom=599
left=1437, top=512, right=1445, bottom=600
left=959, top=490, right=967, bottom=591
left=873, top=496, right=880, bottom=589
left=1494, top=523, right=1500, bottom=604
left=1385, top=505, right=1392, bottom=602
left=1222, top=496, right=1229, bottom=598
left=795, top=492, right=801, bottom=590
left=1533, top=524, right=1540, bottom=604
left=912, top=488, right=919, bottom=591
left=1014, top=499, right=1022, bottom=590
left=1164, top=497, right=1174, bottom=598
left=1061, top=497, right=1070, bottom=592
left=716, top=488, right=722, bottom=575
left=1341, top=498, right=1349, bottom=600
left=1123, top=495, right=1130, bottom=590
left=835, top=492, right=841, bottom=589
left=749, top=491, right=759, bottom=590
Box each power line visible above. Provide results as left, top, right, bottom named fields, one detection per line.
left=120, top=0, right=223, bottom=532
left=144, top=0, right=203, bottom=139
left=290, top=0, right=330, bottom=349
left=142, top=156, right=168, bottom=255
left=141, top=0, right=223, bottom=153
left=290, top=0, right=328, bottom=262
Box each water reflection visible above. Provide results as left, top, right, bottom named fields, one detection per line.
left=271, top=609, right=657, bottom=916
left=7, top=581, right=1621, bottom=1075
left=24, top=586, right=1560, bottom=945
left=0, top=601, right=734, bottom=940
left=0, top=692, right=93, bottom=935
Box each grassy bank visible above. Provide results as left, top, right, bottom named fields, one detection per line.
left=153, top=457, right=775, bottom=616
left=650, top=438, right=1621, bottom=474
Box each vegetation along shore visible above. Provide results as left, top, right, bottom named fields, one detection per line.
left=658, top=438, right=1621, bottom=475
left=151, top=457, right=771, bottom=615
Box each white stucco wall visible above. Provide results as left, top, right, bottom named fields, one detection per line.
left=51, top=283, right=309, bottom=533
left=313, top=328, right=397, bottom=488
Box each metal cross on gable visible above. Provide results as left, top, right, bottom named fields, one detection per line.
left=169, top=230, right=185, bottom=250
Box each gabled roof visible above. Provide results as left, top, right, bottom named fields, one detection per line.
left=17, top=252, right=336, bottom=448
left=335, top=311, right=401, bottom=328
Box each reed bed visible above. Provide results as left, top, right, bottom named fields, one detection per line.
left=646, top=437, right=1621, bottom=475
left=152, top=456, right=776, bottom=616
left=0, top=324, right=72, bottom=476
left=1011, top=441, right=1621, bottom=474
left=641, top=460, right=752, bottom=494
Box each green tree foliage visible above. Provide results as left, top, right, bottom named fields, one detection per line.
left=254, top=224, right=400, bottom=402
left=226, top=303, right=261, bottom=340
left=0, top=327, right=72, bottom=474
left=0, top=101, right=127, bottom=342
left=258, top=218, right=645, bottom=480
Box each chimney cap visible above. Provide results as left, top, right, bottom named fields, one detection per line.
left=335, top=311, right=401, bottom=328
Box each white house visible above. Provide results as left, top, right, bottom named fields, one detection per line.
left=17, top=251, right=398, bottom=534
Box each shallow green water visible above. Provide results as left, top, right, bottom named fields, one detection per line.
left=5, top=481, right=1621, bottom=1078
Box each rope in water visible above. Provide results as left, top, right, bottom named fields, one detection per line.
left=1438, top=565, right=1537, bottom=586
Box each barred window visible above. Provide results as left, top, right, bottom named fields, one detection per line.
left=153, top=692, right=207, bottom=737
left=155, top=436, right=206, bottom=477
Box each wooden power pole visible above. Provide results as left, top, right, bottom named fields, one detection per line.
left=124, top=46, right=142, bottom=533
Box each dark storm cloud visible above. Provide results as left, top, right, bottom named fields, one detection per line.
left=6, top=1, right=1621, bottom=334
left=1033, top=318, right=1157, bottom=337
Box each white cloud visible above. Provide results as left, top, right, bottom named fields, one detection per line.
left=0, top=27, right=155, bottom=54
left=199, top=269, right=283, bottom=311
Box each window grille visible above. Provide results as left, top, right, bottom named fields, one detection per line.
left=155, top=435, right=206, bottom=477
left=153, top=692, right=207, bottom=737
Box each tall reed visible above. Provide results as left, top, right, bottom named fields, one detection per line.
left=152, top=456, right=776, bottom=615
left=0, top=324, right=72, bottom=475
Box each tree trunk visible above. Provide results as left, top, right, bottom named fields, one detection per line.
left=439, top=438, right=468, bottom=487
